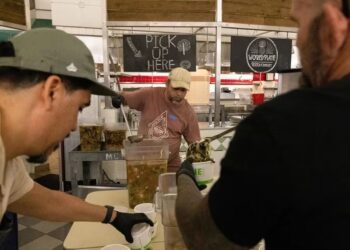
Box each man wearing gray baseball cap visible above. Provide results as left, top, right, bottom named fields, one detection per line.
left=0, top=28, right=152, bottom=245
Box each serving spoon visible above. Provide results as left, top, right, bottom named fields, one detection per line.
left=109, top=53, right=144, bottom=143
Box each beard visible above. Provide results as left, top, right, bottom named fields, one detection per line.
left=26, top=144, right=59, bottom=164
left=169, top=97, right=184, bottom=104
left=298, top=73, right=313, bottom=89
left=299, top=13, right=330, bottom=87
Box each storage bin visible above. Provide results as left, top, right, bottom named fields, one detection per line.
left=158, top=173, right=187, bottom=250
left=124, top=139, right=169, bottom=208
left=79, top=124, right=103, bottom=151
left=104, top=123, right=126, bottom=150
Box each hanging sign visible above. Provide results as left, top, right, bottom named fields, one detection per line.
left=123, top=35, right=196, bottom=72
left=230, top=36, right=292, bottom=73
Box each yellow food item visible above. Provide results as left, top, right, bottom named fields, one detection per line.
left=79, top=125, right=103, bottom=151
left=104, top=129, right=126, bottom=150
left=127, top=160, right=167, bottom=208
left=186, top=139, right=213, bottom=163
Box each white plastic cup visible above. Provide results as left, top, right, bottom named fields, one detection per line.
left=192, top=161, right=214, bottom=185
left=101, top=244, right=131, bottom=250
left=134, top=203, right=157, bottom=223
left=129, top=223, right=152, bottom=250
left=150, top=220, right=158, bottom=239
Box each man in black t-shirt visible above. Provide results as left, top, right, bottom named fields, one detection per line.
left=175, top=0, right=350, bottom=249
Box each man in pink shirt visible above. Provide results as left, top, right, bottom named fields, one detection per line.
left=112, top=67, right=201, bottom=172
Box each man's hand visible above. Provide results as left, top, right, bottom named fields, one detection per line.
left=111, top=94, right=124, bottom=109
left=176, top=159, right=207, bottom=191
left=110, top=211, right=153, bottom=243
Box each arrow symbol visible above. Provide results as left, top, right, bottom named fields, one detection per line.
left=126, top=37, right=142, bottom=58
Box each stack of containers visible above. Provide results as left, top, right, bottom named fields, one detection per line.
left=158, top=173, right=187, bottom=250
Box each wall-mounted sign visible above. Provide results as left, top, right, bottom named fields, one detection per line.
left=230, top=36, right=292, bottom=73
left=123, top=35, right=196, bottom=72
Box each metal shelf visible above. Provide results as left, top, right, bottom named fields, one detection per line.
left=69, top=146, right=125, bottom=196
left=69, top=146, right=123, bottom=161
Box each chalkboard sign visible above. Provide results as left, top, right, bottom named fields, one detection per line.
left=123, top=35, right=196, bottom=72
left=230, top=36, right=292, bottom=73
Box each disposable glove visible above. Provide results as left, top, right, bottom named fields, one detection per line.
left=176, top=159, right=207, bottom=191
left=111, top=94, right=124, bottom=109
left=110, top=211, right=153, bottom=243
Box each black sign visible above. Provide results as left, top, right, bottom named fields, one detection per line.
left=123, top=35, right=196, bottom=72
left=230, top=36, right=292, bottom=73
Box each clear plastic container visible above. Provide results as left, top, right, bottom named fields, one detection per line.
left=124, top=139, right=169, bottom=208
left=104, top=123, right=126, bottom=150
left=79, top=124, right=103, bottom=151
left=158, top=173, right=187, bottom=250
left=164, top=226, right=187, bottom=250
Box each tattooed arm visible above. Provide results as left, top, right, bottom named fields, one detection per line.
left=175, top=175, right=251, bottom=250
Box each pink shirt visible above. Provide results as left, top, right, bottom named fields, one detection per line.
left=123, top=87, right=200, bottom=170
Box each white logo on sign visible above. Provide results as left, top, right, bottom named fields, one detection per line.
left=177, top=39, right=191, bottom=55
left=66, top=63, right=78, bottom=72
left=245, top=37, right=278, bottom=73
left=148, top=111, right=168, bottom=139
left=180, top=60, right=191, bottom=69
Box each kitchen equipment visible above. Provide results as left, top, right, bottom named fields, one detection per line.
left=205, top=125, right=236, bottom=142
left=252, top=93, right=265, bottom=105
left=158, top=173, right=187, bottom=250
left=103, top=123, right=127, bottom=150
left=124, top=139, right=169, bottom=208
left=109, top=53, right=143, bottom=143
left=251, top=81, right=265, bottom=105
left=79, top=123, right=103, bottom=151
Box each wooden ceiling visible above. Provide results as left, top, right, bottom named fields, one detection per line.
left=223, top=0, right=295, bottom=27
left=0, top=0, right=25, bottom=26
left=107, top=0, right=216, bottom=22
left=0, top=0, right=295, bottom=28
left=107, top=0, right=296, bottom=27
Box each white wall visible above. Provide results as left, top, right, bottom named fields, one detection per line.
left=77, top=36, right=104, bottom=63
left=34, top=0, right=51, bottom=10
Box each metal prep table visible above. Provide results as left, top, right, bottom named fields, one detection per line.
left=69, top=146, right=126, bottom=196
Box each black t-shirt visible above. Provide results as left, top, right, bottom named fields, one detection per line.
left=209, top=75, right=350, bottom=250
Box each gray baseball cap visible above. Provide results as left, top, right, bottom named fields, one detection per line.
left=0, top=28, right=117, bottom=96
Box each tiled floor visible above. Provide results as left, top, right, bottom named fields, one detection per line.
left=18, top=159, right=72, bottom=250
left=18, top=214, right=72, bottom=250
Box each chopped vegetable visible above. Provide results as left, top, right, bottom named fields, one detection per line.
left=104, top=129, right=126, bottom=150
left=186, top=139, right=214, bottom=163
left=127, top=159, right=167, bottom=208
left=79, top=125, right=103, bottom=151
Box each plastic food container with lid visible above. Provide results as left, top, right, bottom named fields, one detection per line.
left=124, top=139, right=169, bottom=208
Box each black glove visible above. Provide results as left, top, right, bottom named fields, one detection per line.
left=176, top=159, right=207, bottom=191
left=111, top=94, right=124, bottom=109
left=110, top=211, right=153, bottom=243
